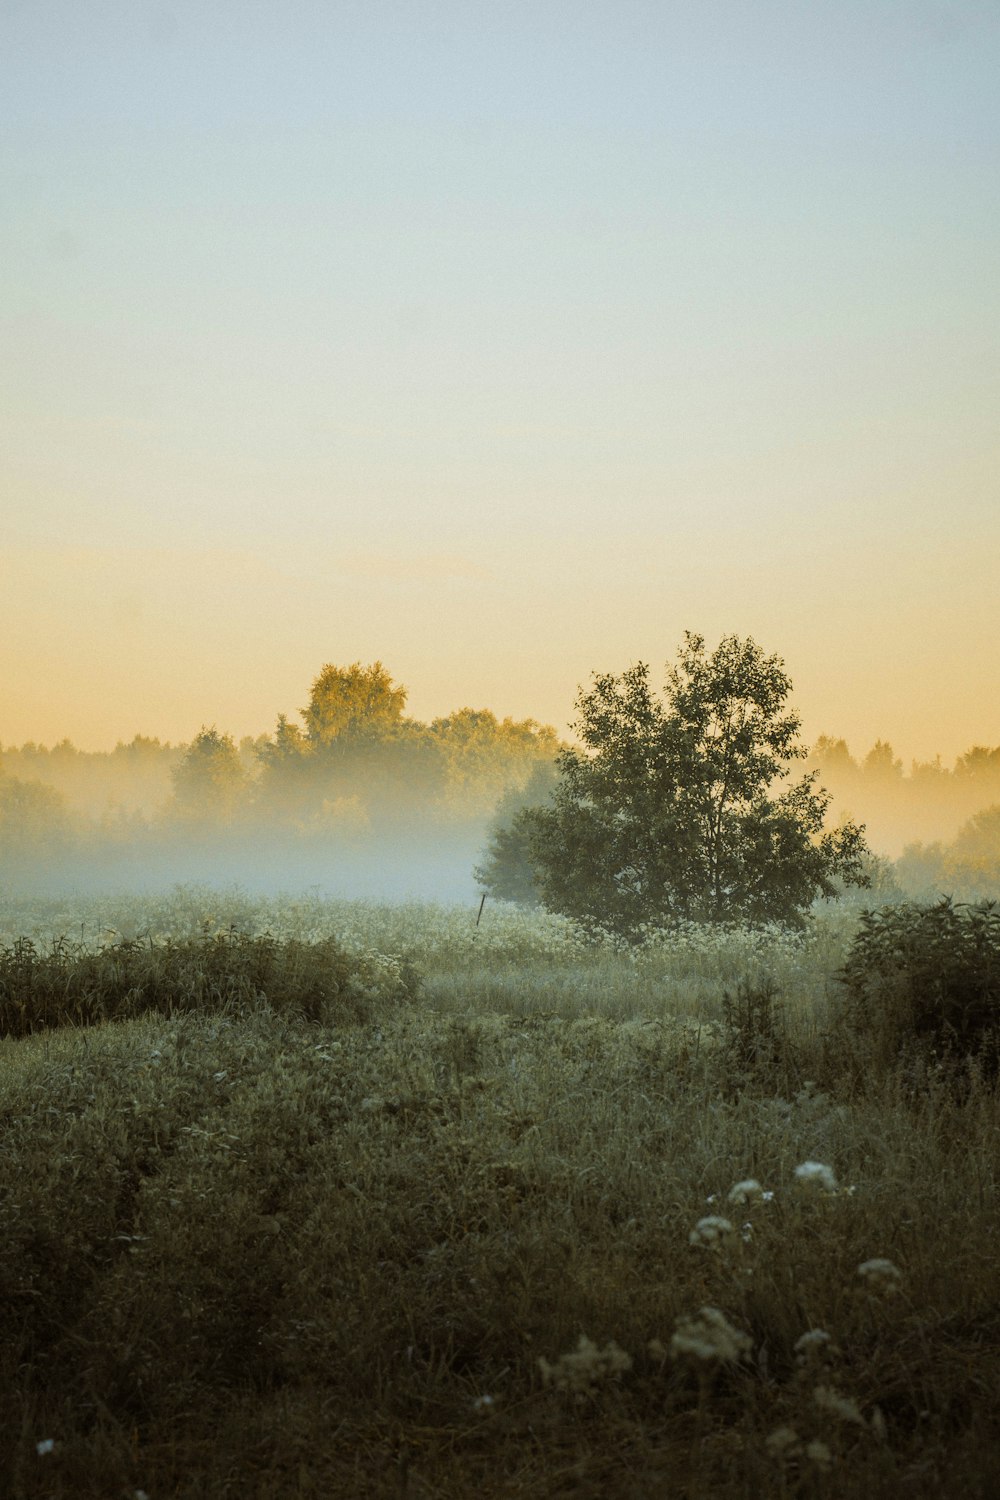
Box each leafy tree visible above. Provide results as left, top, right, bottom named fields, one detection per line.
left=519, top=632, right=870, bottom=935
left=0, top=772, right=74, bottom=864
left=955, top=746, right=1000, bottom=780
left=946, top=804, right=1000, bottom=894
left=257, top=664, right=442, bottom=825
left=254, top=715, right=318, bottom=824
left=862, top=739, right=903, bottom=783
left=170, top=727, right=248, bottom=825
left=897, top=805, right=1000, bottom=902
left=431, top=709, right=559, bottom=816
left=810, top=735, right=860, bottom=787
left=302, top=661, right=407, bottom=746
left=475, top=761, right=559, bottom=904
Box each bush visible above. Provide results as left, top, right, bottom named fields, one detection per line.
left=835, top=899, right=1000, bottom=1079
left=720, top=978, right=800, bottom=1096
left=0, top=928, right=419, bottom=1037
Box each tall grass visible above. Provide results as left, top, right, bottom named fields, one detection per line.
left=0, top=888, right=997, bottom=1496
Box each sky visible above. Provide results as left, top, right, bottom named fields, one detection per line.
left=2, top=0, right=998, bottom=765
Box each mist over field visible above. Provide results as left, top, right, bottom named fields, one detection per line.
left=3, top=657, right=1000, bottom=911
left=0, top=662, right=560, bottom=907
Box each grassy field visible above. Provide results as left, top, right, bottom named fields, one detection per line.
left=1, top=887, right=998, bottom=1497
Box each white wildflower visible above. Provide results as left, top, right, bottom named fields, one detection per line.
left=813, top=1384, right=865, bottom=1425
left=766, top=1425, right=801, bottom=1457
left=805, top=1439, right=833, bottom=1468
left=670, top=1307, right=752, bottom=1365
left=794, top=1161, right=838, bottom=1192
left=794, top=1328, right=834, bottom=1366
left=538, top=1334, right=632, bottom=1395
left=689, top=1215, right=735, bottom=1249
left=36, top=1440, right=55, bottom=1456
left=471, top=1394, right=495, bottom=1411
left=857, top=1258, right=902, bottom=1293
left=727, top=1178, right=764, bottom=1205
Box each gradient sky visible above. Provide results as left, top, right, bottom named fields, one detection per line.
left=3, top=1, right=998, bottom=763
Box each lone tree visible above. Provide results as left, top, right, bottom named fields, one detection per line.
left=508, top=632, right=870, bottom=935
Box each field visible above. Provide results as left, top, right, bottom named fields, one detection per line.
left=1, top=887, right=998, bottom=1498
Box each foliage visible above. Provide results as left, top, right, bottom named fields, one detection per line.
left=475, top=761, right=559, bottom=904
left=0, top=884, right=861, bottom=1030
left=431, top=709, right=559, bottom=817
left=836, top=898, right=1000, bottom=1078
left=719, top=978, right=799, bottom=1097
left=896, top=805, right=1000, bottom=903
left=0, top=928, right=417, bottom=1037
left=250, top=663, right=558, bottom=829
left=0, top=925, right=999, bottom=1496
left=522, top=633, right=870, bottom=937
left=254, top=661, right=415, bottom=820
left=301, top=659, right=408, bottom=744
left=0, top=773, right=74, bottom=863
left=170, top=726, right=248, bottom=824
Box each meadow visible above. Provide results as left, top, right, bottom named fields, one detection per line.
left=0, top=887, right=997, bottom=1497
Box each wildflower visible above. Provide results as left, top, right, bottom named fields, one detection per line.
left=813, top=1385, right=865, bottom=1425
left=766, top=1425, right=801, bottom=1457
left=727, top=1178, right=764, bottom=1205
left=471, top=1394, right=495, bottom=1412
left=858, top=1258, right=902, bottom=1293
left=805, top=1439, right=833, bottom=1469
left=36, top=1440, right=55, bottom=1456
left=538, top=1335, right=632, bottom=1395
left=670, top=1307, right=752, bottom=1365
left=689, top=1215, right=735, bottom=1249
left=794, top=1328, right=834, bottom=1366
left=794, top=1161, right=837, bottom=1192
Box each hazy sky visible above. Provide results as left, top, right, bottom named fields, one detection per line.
left=3, top=1, right=998, bottom=764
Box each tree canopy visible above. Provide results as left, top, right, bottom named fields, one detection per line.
left=495, top=633, right=871, bottom=934
left=171, top=727, right=248, bottom=824
left=301, top=661, right=408, bottom=745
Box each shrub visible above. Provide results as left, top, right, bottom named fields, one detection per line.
left=835, top=899, right=1000, bottom=1079
left=0, top=928, right=418, bottom=1037
left=720, top=978, right=800, bottom=1096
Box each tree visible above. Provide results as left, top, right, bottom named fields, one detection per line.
left=474, top=760, right=560, bottom=904
left=170, top=727, right=248, bottom=825
left=0, top=772, right=74, bottom=866
left=861, top=740, right=903, bottom=783
left=256, top=664, right=444, bottom=825
left=302, top=661, right=407, bottom=745
left=431, top=709, right=559, bottom=817
left=519, top=633, right=871, bottom=935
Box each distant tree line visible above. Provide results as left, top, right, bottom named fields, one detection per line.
left=0, top=663, right=560, bottom=877
left=3, top=653, right=1000, bottom=907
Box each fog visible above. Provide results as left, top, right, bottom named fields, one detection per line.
left=3, top=663, right=1000, bottom=911
left=5, top=822, right=489, bottom=907
left=0, top=666, right=559, bottom=907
